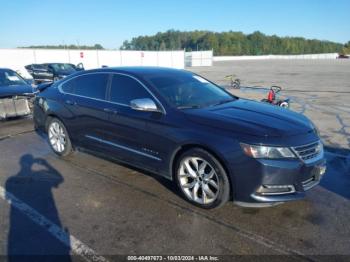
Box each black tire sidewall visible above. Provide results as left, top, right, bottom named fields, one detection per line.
left=175, top=148, right=231, bottom=209
left=47, top=118, right=73, bottom=157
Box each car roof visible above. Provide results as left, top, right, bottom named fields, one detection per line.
left=73, top=66, right=191, bottom=78
left=0, top=68, right=15, bottom=72
left=43, top=63, right=74, bottom=65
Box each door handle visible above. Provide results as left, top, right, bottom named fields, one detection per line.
left=65, top=100, right=76, bottom=106
left=103, top=108, right=118, bottom=114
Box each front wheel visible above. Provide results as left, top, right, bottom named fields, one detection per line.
left=175, top=148, right=231, bottom=209
left=47, top=118, right=73, bottom=157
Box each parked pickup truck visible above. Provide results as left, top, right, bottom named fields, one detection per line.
left=25, top=63, right=84, bottom=84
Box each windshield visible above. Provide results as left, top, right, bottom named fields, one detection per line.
left=0, top=70, right=27, bottom=87
left=50, top=63, right=76, bottom=72
left=147, top=73, right=236, bottom=109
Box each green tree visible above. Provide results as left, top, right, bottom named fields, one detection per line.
left=341, top=41, right=350, bottom=54
left=119, top=30, right=343, bottom=56
left=159, top=41, right=166, bottom=51
left=21, top=44, right=105, bottom=50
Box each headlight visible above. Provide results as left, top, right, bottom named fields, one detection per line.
left=240, top=143, right=296, bottom=159
left=314, top=126, right=320, bottom=136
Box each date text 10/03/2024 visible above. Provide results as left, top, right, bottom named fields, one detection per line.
left=127, top=256, right=219, bottom=261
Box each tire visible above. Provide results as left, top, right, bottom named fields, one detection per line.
left=175, top=148, right=230, bottom=209
left=279, top=101, right=289, bottom=108
left=47, top=118, right=73, bottom=157
left=232, top=79, right=240, bottom=89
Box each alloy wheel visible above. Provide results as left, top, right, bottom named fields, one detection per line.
left=178, top=157, right=219, bottom=204
left=48, top=121, right=66, bottom=153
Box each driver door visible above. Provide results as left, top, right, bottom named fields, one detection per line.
left=102, top=73, right=165, bottom=171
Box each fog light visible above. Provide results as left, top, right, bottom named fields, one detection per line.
left=311, top=165, right=327, bottom=177
left=257, top=185, right=295, bottom=195
left=319, top=166, right=326, bottom=176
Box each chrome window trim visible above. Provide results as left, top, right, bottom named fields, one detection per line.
left=110, top=72, right=166, bottom=114
left=85, top=135, right=162, bottom=161
left=57, top=71, right=166, bottom=114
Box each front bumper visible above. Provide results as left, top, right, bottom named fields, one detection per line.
left=0, top=97, right=31, bottom=119
left=231, top=155, right=326, bottom=206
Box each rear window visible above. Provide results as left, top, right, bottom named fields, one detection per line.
left=61, top=77, right=75, bottom=93
left=32, top=64, right=47, bottom=70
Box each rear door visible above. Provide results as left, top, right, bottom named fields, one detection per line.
left=59, top=72, right=112, bottom=151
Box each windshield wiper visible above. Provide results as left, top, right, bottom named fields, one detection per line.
left=211, top=98, right=236, bottom=107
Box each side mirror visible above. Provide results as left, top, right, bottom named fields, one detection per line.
left=76, top=63, right=84, bottom=70
left=130, top=98, right=161, bottom=113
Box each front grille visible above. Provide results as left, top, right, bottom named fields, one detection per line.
left=302, top=176, right=319, bottom=191
left=292, top=141, right=323, bottom=163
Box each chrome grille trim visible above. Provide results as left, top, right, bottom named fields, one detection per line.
left=292, top=141, right=323, bottom=164
left=258, top=185, right=296, bottom=195
left=302, top=176, right=319, bottom=191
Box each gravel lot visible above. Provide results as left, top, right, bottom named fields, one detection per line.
left=0, top=60, right=349, bottom=261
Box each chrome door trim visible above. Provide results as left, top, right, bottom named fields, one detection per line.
left=110, top=72, right=166, bottom=114
left=85, top=135, right=162, bottom=161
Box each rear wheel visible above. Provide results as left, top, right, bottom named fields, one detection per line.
left=47, top=118, right=73, bottom=157
left=175, top=148, right=230, bottom=209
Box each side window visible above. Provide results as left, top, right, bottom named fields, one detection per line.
left=73, top=74, right=109, bottom=100
left=110, top=74, right=151, bottom=104
left=61, top=78, right=76, bottom=93
left=33, top=64, right=45, bottom=70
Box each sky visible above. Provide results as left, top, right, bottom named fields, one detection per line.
left=0, top=0, right=349, bottom=49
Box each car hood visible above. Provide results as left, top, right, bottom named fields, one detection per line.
left=0, top=84, right=36, bottom=98
left=184, top=99, right=315, bottom=137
